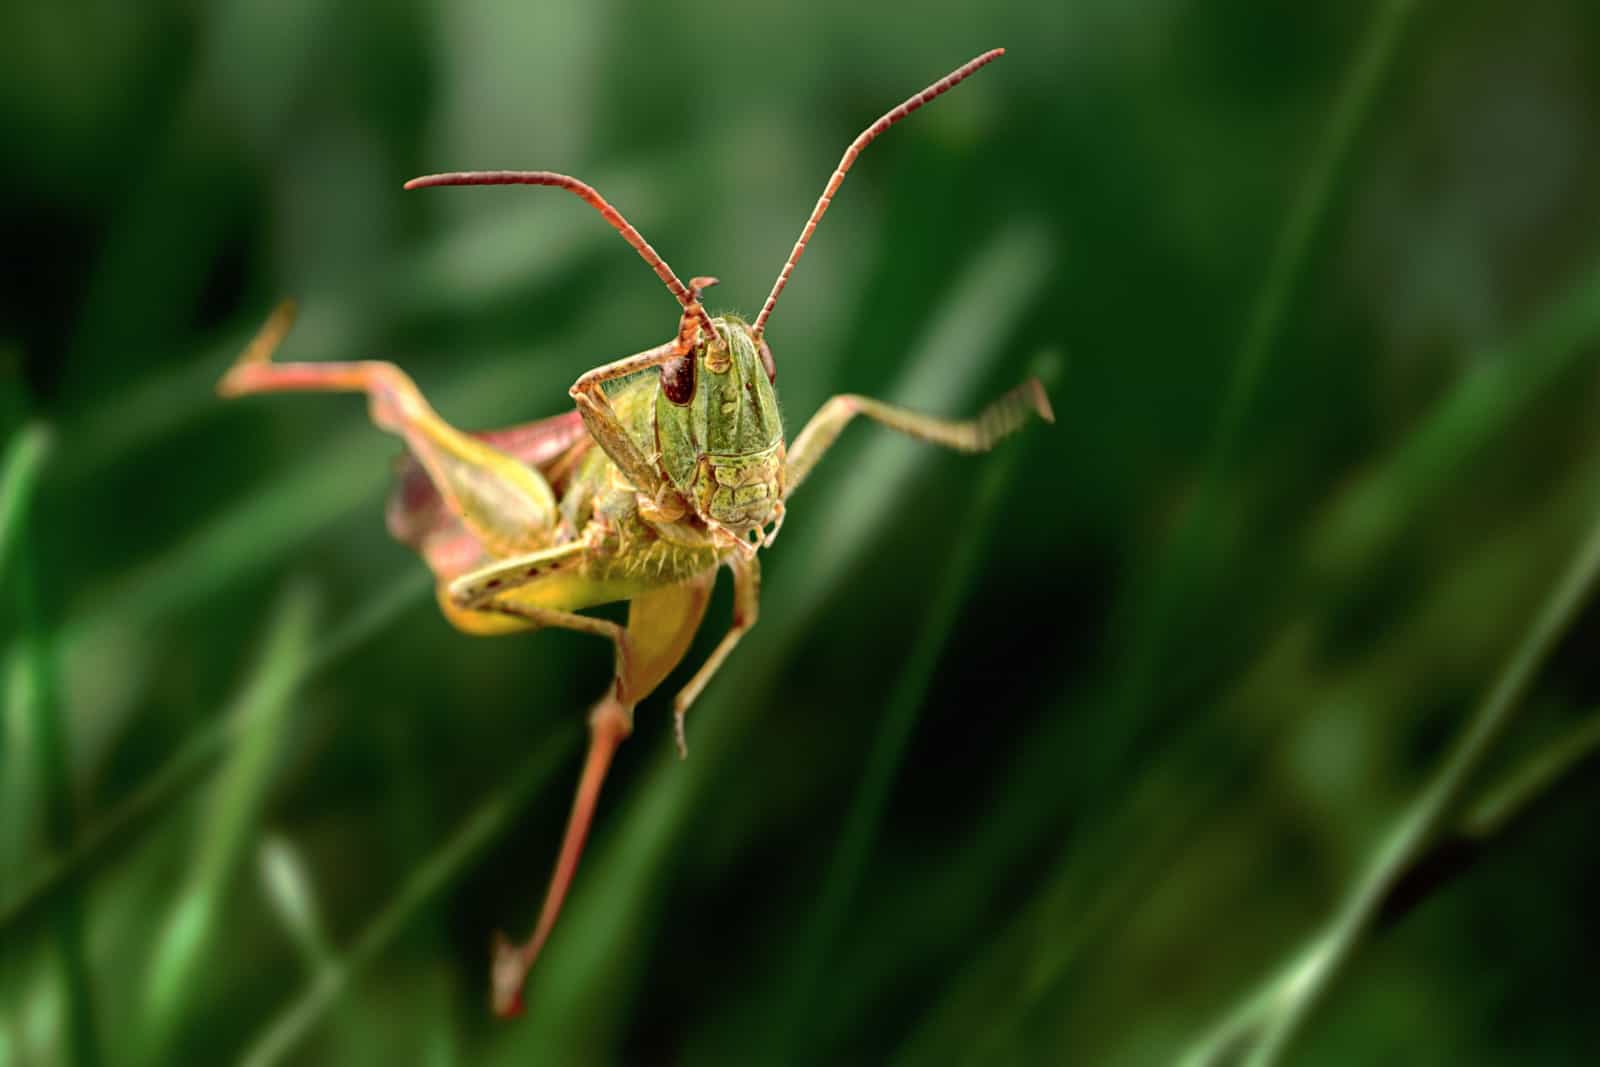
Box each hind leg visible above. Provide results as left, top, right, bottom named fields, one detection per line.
left=464, top=571, right=716, bottom=1016
left=219, top=302, right=561, bottom=556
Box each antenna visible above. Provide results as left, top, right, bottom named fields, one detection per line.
left=405, top=170, right=716, bottom=339
left=751, top=48, right=1005, bottom=341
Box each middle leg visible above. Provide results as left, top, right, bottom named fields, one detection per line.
left=671, top=553, right=760, bottom=758
left=565, top=295, right=719, bottom=520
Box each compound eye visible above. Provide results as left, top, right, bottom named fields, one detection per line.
left=660, top=353, right=696, bottom=405
left=758, top=338, right=777, bottom=384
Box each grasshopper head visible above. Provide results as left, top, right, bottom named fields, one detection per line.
left=654, top=315, right=784, bottom=540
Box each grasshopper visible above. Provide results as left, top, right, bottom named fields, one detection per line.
left=219, top=47, right=1050, bottom=1015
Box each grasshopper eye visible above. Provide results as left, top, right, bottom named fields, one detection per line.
left=758, top=338, right=776, bottom=384
left=660, top=353, right=696, bottom=404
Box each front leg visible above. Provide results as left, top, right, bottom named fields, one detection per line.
left=784, top=377, right=1054, bottom=499
left=671, top=553, right=759, bottom=758
left=568, top=338, right=684, bottom=510
left=567, top=297, right=720, bottom=517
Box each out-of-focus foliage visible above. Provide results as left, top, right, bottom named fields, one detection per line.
left=3, top=0, right=1600, bottom=1063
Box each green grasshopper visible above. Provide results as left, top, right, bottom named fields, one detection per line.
left=219, top=47, right=1050, bottom=1015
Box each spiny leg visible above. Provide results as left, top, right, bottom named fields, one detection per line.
left=672, top=554, right=760, bottom=758
left=446, top=540, right=592, bottom=607
left=492, top=689, right=632, bottom=1018
left=566, top=336, right=686, bottom=510
left=567, top=288, right=720, bottom=522
left=429, top=541, right=592, bottom=635
left=784, top=377, right=1054, bottom=499
left=457, top=592, right=635, bottom=701
left=475, top=573, right=717, bottom=1016
left=461, top=595, right=635, bottom=1018
left=219, top=303, right=561, bottom=556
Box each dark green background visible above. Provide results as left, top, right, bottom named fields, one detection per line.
left=4, top=0, right=1600, bottom=1063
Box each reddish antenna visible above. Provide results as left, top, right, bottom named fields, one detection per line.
left=404, top=170, right=716, bottom=339
left=751, top=48, right=1005, bottom=341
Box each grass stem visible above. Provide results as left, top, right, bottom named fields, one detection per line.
left=777, top=353, right=1055, bottom=1062
left=4, top=423, right=103, bottom=1067
left=0, top=568, right=431, bottom=942
left=238, top=726, right=578, bottom=1067
left=1185, top=491, right=1600, bottom=1065
left=1114, top=0, right=1424, bottom=722
left=133, top=583, right=317, bottom=1066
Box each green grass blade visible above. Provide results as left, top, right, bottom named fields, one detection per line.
left=238, top=726, right=579, bottom=1067
left=132, top=582, right=318, bottom=1067
left=939, top=250, right=1600, bottom=1062
left=1358, top=707, right=1600, bottom=943
left=1460, top=708, right=1600, bottom=839
left=1188, top=485, right=1600, bottom=1065
left=0, top=567, right=430, bottom=942
left=1114, top=0, right=1424, bottom=717
left=0, top=423, right=52, bottom=578
left=4, top=423, right=102, bottom=1067
left=258, top=834, right=337, bottom=977
left=58, top=166, right=663, bottom=482
left=1, top=423, right=51, bottom=862
left=893, top=271, right=1600, bottom=1062
left=1213, top=0, right=1422, bottom=467
left=1307, top=259, right=1600, bottom=581
left=776, top=353, right=1055, bottom=1062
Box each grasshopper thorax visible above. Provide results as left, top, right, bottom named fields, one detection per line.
left=654, top=315, right=784, bottom=538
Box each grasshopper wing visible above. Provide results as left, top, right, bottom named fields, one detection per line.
left=387, top=410, right=592, bottom=581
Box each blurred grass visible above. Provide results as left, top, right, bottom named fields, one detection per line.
left=4, top=1, right=1600, bottom=1063
left=1112, top=0, right=1422, bottom=745
left=55, top=165, right=662, bottom=485
left=0, top=425, right=53, bottom=574
left=896, top=394, right=1600, bottom=1065
left=912, top=247, right=1600, bottom=1064
left=0, top=569, right=430, bottom=941
left=774, top=352, right=1053, bottom=1064
left=1308, top=258, right=1600, bottom=582
left=1460, top=708, right=1600, bottom=839
left=240, top=726, right=577, bottom=1066
left=1187, top=481, right=1600, bottom=1064
left=258, top=834, right=337, bottom=977
left=3, top=424, right=101, bottom=1067
left=133, top=582, right=316, bottom=1066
